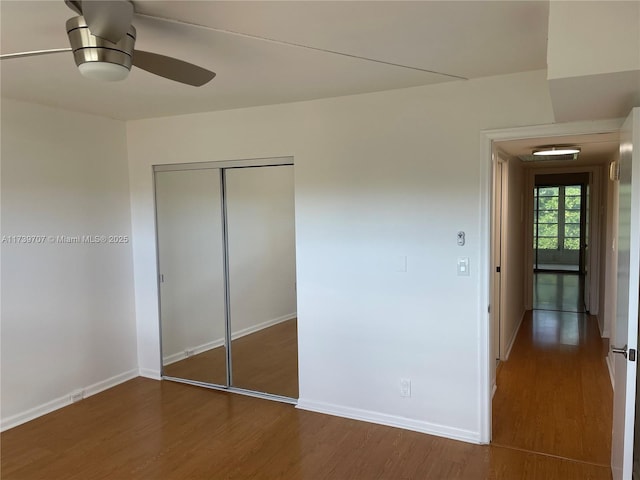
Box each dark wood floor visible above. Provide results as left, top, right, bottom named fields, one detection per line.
left=3, top=273, right=613, bottom=479
left=2, top=378, right=611, bottom=480
left=163, top=319, right=298, bottom=398
left=493, top=272, right=612, bottom=478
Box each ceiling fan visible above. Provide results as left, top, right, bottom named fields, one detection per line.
left=0, top=0, right=216, bottom=87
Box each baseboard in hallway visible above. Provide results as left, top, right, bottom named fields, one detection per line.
left=503, top=310, right=527, bottom=360
left=605, top=354, right=615, bottom=389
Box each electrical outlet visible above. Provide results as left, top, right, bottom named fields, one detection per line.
left=400, top=378, right=411, bottom=397
left=185, top=349, right=195, bottom=358
left=70, top=389, right=84, bottom=403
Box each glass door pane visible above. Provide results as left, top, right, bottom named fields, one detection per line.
left=534, top=186, right=560, bottom=269
left=225, top=165, right=298, bottom=398
left=533, top=185, right=582, bottom=272
left=155, top=169, right=228, bottom=386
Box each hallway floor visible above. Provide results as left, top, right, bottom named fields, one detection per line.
left=493, top=273, right=612, bottom=473
left=533, top=272, right=585, bottom=313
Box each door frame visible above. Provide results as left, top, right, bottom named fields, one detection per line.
left=491, top=150, right=507, bottom=368
left=153, top=156, right=299, bottom=405
left=478, top=118, right=624, bottom=443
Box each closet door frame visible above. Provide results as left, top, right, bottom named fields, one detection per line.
left=153, top=157, right=296, bottom=404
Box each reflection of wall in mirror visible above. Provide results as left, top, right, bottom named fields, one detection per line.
left=226, top=165, right=297, bottom=338
left=155, top=169, right=226, bottom=366
left=156, top=166, right=297, bottom=366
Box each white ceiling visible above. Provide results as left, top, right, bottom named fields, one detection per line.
left=497, top=132, right=620, bottom=168
left=0, top=1, right=549, bottom=120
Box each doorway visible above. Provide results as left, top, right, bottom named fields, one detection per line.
left=482, top=124, right=621, bottom=465
left=492, top=153, right=613, bottom=466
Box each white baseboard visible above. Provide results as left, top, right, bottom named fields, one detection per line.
left=84, top=369, right=139, bottom=397
left=296, top=398, right=480, bottom=444
left=606, top=354, right=615, bottom=389
left=163, top=339, right=225, bottom=366
left=139, top=368, right=162, bottom=380
left=162, top=313, right=297, bottom=366
left=504, top=310, right=526, bottom=361
left=0, top=368, right=139, bottom=432
left=595, top=315, right=605, bottom=338
left=596, top=315, right=602, bottom=336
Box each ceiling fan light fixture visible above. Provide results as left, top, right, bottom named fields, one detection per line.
left=66, top=15, right=135, bottom=82
left=78, top=61, right=130, bottom=81
left=2, top=7, right=216, bottom=87
left=532, top=146, right=581, bottom=156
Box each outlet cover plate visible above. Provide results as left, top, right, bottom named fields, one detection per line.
left=400, top=378, right=411, bottom=397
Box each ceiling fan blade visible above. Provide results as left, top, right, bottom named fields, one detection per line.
left=82, top=0, right=134, bottom=44
left=132, top=50, right=215, bottom=87
left=0, top=48, right=72, bottom=60
left=64, top=0, right=82, bottom=15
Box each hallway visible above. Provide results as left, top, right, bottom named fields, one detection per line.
left=493, top=272, right=612, bottom=472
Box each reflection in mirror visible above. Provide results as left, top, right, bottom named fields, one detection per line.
left=226, top=165, right=298, bottom=398
left=155, top=169, right=228, bottom=386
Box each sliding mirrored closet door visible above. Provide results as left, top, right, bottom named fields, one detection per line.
left=155, top=169, right=228, bottom=386
left=154, top=160, right=298, bottom=401
left=226, top=166, right=298, bottom=398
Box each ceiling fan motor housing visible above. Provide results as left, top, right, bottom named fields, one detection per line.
left=66, top=16, right=136, bottom=81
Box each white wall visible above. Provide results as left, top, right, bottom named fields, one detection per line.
left=226, top=165, right=297, bottom=333
left=501, top=157, right=526, bottom=358
left=127, top=69, right=554, bottom=442
left=1, top=99, right=138, bottom=430
left=546, top=1, right=640, bottom=122
left=547, top=1, right=640, bottom=80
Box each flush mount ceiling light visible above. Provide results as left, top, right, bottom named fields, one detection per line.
left=532, top=146, right=581, bottom=156
left=518, top=145, right=581, bottom=162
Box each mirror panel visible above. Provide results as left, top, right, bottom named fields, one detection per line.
left=225, top=165, right=298, bottom=398
left=155, top=169, right=227, bottom=386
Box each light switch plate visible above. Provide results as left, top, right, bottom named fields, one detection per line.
left=394, top=255, right=407, bottom=272
left=457, top=257, right=470, bottom=276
